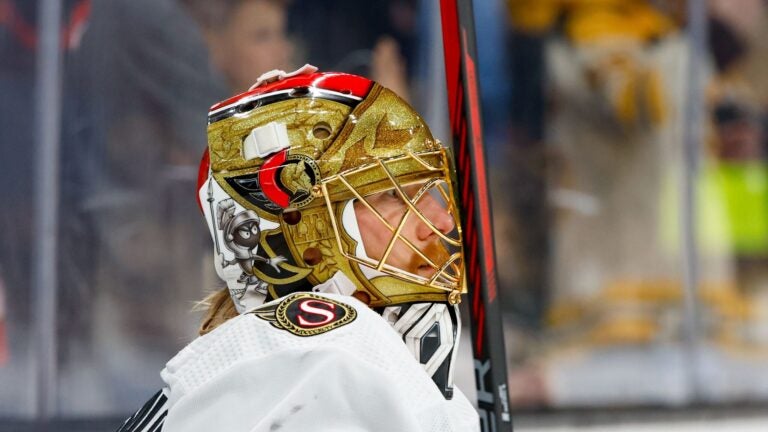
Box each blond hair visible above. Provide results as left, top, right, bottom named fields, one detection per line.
left=197, top=289, right=239, bottom=335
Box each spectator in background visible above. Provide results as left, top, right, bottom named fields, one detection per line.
left=181, top=0, right=294, bottom=93
left=288, top=0, right=413, bottom=100
left=0, top=0, right=93, bottom=412
left=504, top=0, right=712, bottom=408
left=0, top=1, right=38, bottom=369
left=56, top=0, right=297, bottom=411
left=58, top=0, right=226, bottom=411
left=504, top=0, right=768, bottom=409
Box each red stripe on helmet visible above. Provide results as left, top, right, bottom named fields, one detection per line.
left=259, top=150, right=290, bottom=208
left=196, top=148, right=210, bottom=213
left=209, top=72, right=373, bottom=112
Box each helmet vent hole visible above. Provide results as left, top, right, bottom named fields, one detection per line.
left=303, top=247, right=322, bottom=265
left=340, top=89, right=352, bottom=95
left=312, top=122, right=332, bottom=140
left=289, top=86, right=311, bottom=97
left=283, top=210, right=302, bottom=225
left=237, top=100, right=261, bottom=113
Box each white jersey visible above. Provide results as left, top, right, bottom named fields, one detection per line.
left=159, top=292, right=479, bottom=432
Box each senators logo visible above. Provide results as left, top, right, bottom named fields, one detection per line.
left=250, top=293, right=356, bottom=337
left=222, top=152, right=320, bottom=214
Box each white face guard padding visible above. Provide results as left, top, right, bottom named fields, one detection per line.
left=384, top=301, right=461, bottom=399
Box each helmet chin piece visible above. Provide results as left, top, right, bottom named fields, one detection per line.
left=385, top=301, right=461, bottom=399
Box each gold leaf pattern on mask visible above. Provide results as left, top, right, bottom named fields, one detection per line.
left=208, top=99, right=352, bottom=172
left=309, top=240, right=339, bottom=280
left=373, top=113, right=418, bottom=150
left=209, top=128, right=240, bottom=162
left=337, top=138, right=374, bottom=173
left=318, top=85, right=435, bottom=178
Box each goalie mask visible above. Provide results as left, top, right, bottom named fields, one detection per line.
left=196, top=69, right=465, bottom=397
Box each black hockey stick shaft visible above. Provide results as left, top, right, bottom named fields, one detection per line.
left=439, top=1, right=512, bottom=431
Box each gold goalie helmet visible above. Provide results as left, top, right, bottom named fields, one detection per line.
left=196, top=67, right=465, bottom=315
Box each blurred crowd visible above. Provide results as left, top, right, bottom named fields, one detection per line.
left=0, top=0, right=423, bottom=416
left=500, top=0, right=768, bottom=408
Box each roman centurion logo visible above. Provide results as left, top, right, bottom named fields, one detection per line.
left=250, top=293, right=356, bottom=337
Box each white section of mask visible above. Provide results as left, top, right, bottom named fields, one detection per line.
left=243, top=122, right=290, bottom=160
left=341, top=200, right=387, bottom=280
left=200, top=177, right=279, bottom=314
left=311, top=271, right=357, bottom=296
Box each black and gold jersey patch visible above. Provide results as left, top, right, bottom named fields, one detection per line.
left=250, top=293, right=357, bottom=337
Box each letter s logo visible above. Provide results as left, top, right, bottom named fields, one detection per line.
left=267, top=293, right=356, bottom=336
left=297, top=300, right=336, bottom=327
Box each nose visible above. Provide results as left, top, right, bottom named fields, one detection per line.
left=415, top=194, right=455, bottom=240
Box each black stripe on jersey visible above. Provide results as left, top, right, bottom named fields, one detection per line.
left=148, top=410, right=167, bottom=432
left=116, top=389, right=168, bottom=432
left=396, top=303, right=433, bottom=341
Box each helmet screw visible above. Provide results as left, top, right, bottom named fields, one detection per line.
left=352, top=290, right=371, bottom=305
left=303, top=247, right=322, bottom=265
left=448, top=290, right=461, bottom=305
left=283, top=210, right=301, bottom=225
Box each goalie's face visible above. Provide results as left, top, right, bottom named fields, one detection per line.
left=351, top=178, right=460, bottom=285
left=355, top=186, right=455, bottom=278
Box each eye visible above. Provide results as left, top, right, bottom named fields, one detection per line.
left=251, top=226, right=259, bottom=234
left=239, top=229, right=251, bottom=239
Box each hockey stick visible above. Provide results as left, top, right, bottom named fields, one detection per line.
left=439, top=1, right=512, bottom=431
